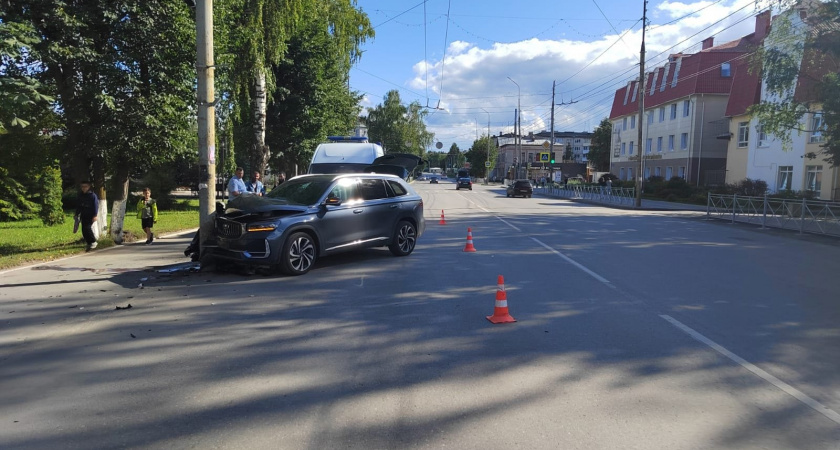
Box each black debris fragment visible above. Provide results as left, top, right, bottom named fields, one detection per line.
left=115, top=304, right=133, bottom=310
left=130, top=333, right=136, bottom=338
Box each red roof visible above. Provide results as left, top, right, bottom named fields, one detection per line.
left=610, top=12, right=770, bottom=119
left=724, top=59, right=761, bottom=117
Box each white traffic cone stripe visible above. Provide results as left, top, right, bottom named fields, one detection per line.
left=496, top=300, right=508, bottom=307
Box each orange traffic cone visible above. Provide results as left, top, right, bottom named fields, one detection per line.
left=487, top=275, right=516, bottom=324
left=439, top=210, right=447, bottom=225
left=463, top=227, right=477, bottom=252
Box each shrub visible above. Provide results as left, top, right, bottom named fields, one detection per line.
left=0, top=167, right=39, bottom=221
left=36, top=162, right=65, bottom=226
left=732, top=178, right=768, bottom=196
left=665, top=177, right=693, bottom=198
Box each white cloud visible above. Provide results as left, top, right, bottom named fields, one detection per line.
left=400, top=0, right=773, bottom=150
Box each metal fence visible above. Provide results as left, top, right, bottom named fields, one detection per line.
left=707, top=193, right=840, bottom=237
left=541, top=185, right=637, bottom=206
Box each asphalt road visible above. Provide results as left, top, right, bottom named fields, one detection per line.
left=1, top=180, right=839, bottom=449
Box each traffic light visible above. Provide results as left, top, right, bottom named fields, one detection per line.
left=550, top=152, right=556, bottom=164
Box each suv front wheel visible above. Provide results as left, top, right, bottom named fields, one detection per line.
left=280, top=232, right=317, bottom=275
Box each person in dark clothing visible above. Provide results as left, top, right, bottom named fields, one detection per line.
left=75, top=181, right=99, bottom=251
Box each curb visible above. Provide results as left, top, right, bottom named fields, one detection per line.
left=0, top=227, right=198, bottom=276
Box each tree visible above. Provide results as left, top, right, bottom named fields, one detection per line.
left=264, top=5, right=367, bottom=175
left=464, top=135, right=497, bottom=178
left=3, top=1, right=197, bottom=239
left=220, top=0, right=373, bottom=176
left=366, top=90, right=434, bottom=156
left=0, top=21, right=53, bottom=134
left=749, top=0, right=840, bottom=166
left=564, top=144, right=573, bottom=162
left=589, top=117, right=612, bottom=171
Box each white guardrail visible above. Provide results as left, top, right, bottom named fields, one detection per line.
left=540, top=185, right=637, bottom=206
left=707, top=193, right=840, bottom=237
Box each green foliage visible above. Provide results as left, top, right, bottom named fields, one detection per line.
left=366, top=90, right=434, bottom=156
left=464, top=135, right=498, bottom=177
left=0, top=166, right=38, bottom=221
left=35, top=162, right=65, bottom=226
left=589, top=118, right=612, bottom=171
left=748, top=2, right=840, bottom=166
left=0, top=20, right=54, bottom=134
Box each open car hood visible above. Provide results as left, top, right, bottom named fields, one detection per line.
left=363, top=153, right=423, bottom=179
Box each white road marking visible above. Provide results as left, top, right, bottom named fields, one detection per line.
left=530, top=237, right=614, bottom=287
left=660, top=314, right=840, bottom=426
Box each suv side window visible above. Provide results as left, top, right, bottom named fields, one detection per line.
left=387, top=180, right=407, bottom=197
left=327, top=179, right=360, bottom=203
left=359, top=178, right=389, bottom=201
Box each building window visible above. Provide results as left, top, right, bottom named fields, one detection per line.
left=680, top=133, right=688, bottom=150
left=657, top=136, right=663, bottom=152
left=811, top=113, right=824, bottom=143
left=621, top=142, right=626, bottom=155
left=737, top=122, right=749, bottom=148
left=620, top=167, right=625, bottom=180
left=630, top=116, right=636, bottom=129
left=668, top=135, right=675, bottom=151
left=683, top=100, right=690, bottom=117
left=678, top=166, right=686, bottom=179
left=806, top=165, right=823, bottom=196
left=777, top=166, right=793, bottom=191
left=623, top=117, right=627, bottom=131
left=666, top=166, right=673, bottom=179
left=670, top=103, right=677, bottom=119
left=659, top=107, right=665, bottom=122
left=627, top=167, right=634, bottom=181
left=629, top=141, right=634, bottom=155
left=646, top=138, right=652, bottom=154
left=647, top=111, right=654, bottom=124
left=654, top=166, right=661, bottom=177
left=644, top=167, right=651, bottom=179
left=528, top=153, right=533, bottom=162
left=757, top=125, right=768, bottom=147
left=721, top=62, right=731, bottom=77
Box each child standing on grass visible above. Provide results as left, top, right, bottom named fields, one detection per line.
left=137, top=187, right=159, bottom=245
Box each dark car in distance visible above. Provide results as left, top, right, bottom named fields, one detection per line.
left=212, top=174, right=425, bottom=275
left=506, top=180, right=533, bottom=198
left=455, top=169, right=472, bottom=190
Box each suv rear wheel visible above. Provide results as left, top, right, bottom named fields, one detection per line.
left=389, top=220, right=417, bottom=256
left=280, top=232, right=316, bottom=275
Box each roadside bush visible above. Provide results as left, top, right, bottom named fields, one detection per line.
left=35, top=162, right=65, bottom=226
left=644, top=176, right=666, bottom=196
left=732, top=178, right=768, bottom=196
left=0, top=166, right=39, bottom=221
left=665, top=177, right=693, bottom=198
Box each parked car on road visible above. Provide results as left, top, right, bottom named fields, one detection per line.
left=212, top=172, right=424, bottom=275
left=506, top=180, right=533, bottom=198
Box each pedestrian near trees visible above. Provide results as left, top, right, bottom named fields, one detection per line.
left=227, top=167, right=247, bottom=197
left=75, top=181, right=99, bottom=251
left=247, top=171, right=265, bottom=196
left=137, top=187, right=159, bottom=244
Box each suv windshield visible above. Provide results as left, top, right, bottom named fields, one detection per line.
left=266, top=177, right=333, bottom=205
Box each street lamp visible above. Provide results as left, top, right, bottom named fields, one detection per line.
left=507, top=77, right=521, bottom=180
left=481, top=107, right=490, bottom=184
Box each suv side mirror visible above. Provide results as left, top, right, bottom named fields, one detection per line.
left=324, top=196, right=342, bottom=206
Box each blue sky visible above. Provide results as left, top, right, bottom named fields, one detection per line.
left=350, top=0, right=774, bottom=151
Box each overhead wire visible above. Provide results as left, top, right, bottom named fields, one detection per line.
left=436, top=0, right=453, bottom=107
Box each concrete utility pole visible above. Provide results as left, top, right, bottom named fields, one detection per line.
left=550, top=80, right=555, bottom=182
left=635, top=0, right=647, bottom=208
left=482, top=108, right=491, bottom=184
left=197, top=0, right=216, bottom=227
left=508, top=77, right=521, bottom=180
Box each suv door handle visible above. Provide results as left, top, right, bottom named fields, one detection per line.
left=389, top=204, right=398, bottom=209
left=353, top=209, right=364, bottom=214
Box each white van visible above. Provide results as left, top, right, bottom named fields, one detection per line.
left=308, top=137, right=385, bottom=174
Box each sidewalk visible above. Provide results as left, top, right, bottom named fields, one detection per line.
left=534, top=189, right=706, bottom=212
left=0, top=232, right=197, bottom=349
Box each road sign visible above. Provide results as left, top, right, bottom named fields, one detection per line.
left=484, top=161, right=491, bottom=168
left=542, top=141, right=550, bottom=149
left=539, top=152, right=550, bottom=162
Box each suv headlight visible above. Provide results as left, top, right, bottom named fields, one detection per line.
left=246, top=222, right=278, bottom=232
